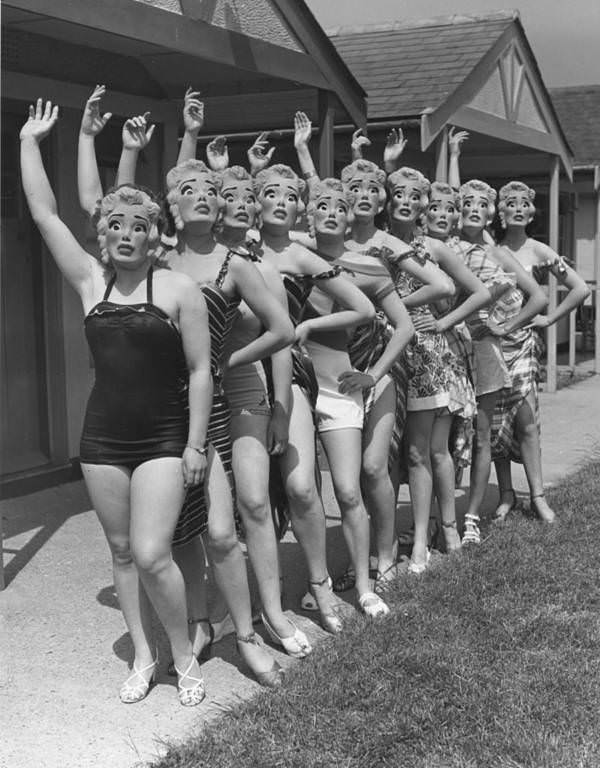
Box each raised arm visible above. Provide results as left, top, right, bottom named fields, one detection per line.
left=447, top=127, right=469, bottom=188
left=205, top=136, right=229, bottom=172
left=116, top=112, right=155, bottom=186
left=177, top=87, right=204, bottom=164
left=177, top=278, right=212, bottom=488
left=21, top=99, right=97, bottom=301
left=491, top=246, right=548, bottom=333
left=293, top=111, right=320, bottom=197
left=351, top=128, right=371, bottom=161
left=226, top=257, right=295, bottom=370
left=247, top=132, right=275, bottom=177
left=78, top=85, right=111, bottom=217
left=382, top=128, right=407, bottom=174
left=527, top=242, right=591, bottom=329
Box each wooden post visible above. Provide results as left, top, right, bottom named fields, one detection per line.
left=435, top=126, right=448, bottom=183
left=162, top=119, right=179, bottom=176
left=318, top=89, right=335, bottom=179
left=594, top=166, right=600, bottom=375
left=546, top=156, right=560, bottom=393
left=0, top=510, right=4, bottom=590
left=568, top=309, right=576, bottom=369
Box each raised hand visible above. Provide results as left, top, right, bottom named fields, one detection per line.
left=411, top=314, right=439, bottom=334
left=383, top=128, right=407, bottom=169
left=20, top=98, right=59, bottom=143
left=206, top=135, right=229, bottom=171
left=351, top=128, right=371, bottom=160
left=294, top=111, right=312, bottom=149
left=248, top=131, right=275, bottom=174
left=122, top=112, right=155, bottom=151
left=183, top=87, right=204, bottom=135
left=80, top=85, right=111, bottom=137
left=448, top=127, right=469, bottom=155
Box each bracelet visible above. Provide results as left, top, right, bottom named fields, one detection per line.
left=303, top=170, right=316, bottom=180
left=186, top=444, right=208, bottom=456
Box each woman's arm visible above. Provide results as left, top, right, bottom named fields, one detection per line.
left=351, top=128, right=371, bottom=161
left=21, top=99, right=97, bottom=299
left=491, top=247, right=548, bottom=332
left=398, top=252, right=456, bottom=309
left=226, top=258, right=295, bottom=369
left=447, top=127, right=469, bottom=188
left=294, top=247, right=376, bottom=337
left=382, top=128, right=407, bottom=174
left=77, top=85, right=111, bottom=217
left=116, top=113, right=155, bottom=186
left=247, top=132, right=275, bottom=177
left=177, top=87, right=204, bottom=164
left=528, top=242, right=591, bottom=328
left=429, top=239, right=491, bottom=330
left=205, top=136, right=229, bottom=172
left=262, top=266, right=292, bottom=456
left=293, top=111, right=321, bottom=196
left=178, top=278, right=212, bottom=488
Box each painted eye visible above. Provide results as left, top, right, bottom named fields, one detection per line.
left=181, top=184, right=194, bottom=195
left=350, top=184, right=360, bottom=193
left=246, top=195, right=256, bottom=205
left=288, top=193, right=298, bottom=203
left=108, top=219, right=121, bottom=231
left=337, top=205, right=347, bottom=215
left=317, top=202, right=328, bottom=212
left=223, top=193, right=234, bottom=202
left=206, top=187, right=217, bottom=197
left=134, top=222, right=147, bottom=233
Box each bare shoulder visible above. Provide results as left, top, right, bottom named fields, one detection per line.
left=529, top=238, right=557, bottom=262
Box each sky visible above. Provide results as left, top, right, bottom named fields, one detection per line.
left=306, top=0, right=600, bottom=88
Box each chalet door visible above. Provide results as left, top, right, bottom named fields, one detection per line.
left=1, top=110, right=50, bottom=475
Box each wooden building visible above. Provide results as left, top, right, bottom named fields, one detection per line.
left=0, top=0, right=366, bottom=499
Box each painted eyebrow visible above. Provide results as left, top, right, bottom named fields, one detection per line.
left=221, top=185, right=253, bottom=195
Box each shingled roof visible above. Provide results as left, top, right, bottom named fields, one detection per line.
left=550, top=85, right=600, bottom=167
left=327, top=12, right=516, bottom=119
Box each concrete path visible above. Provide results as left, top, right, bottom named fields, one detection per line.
left=1, top=372, right=599, bottom=768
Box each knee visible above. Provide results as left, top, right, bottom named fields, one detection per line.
left=237, top=491, right=270, bottom=527
left=108, top=537, right=134, bottom=568
left=430, top=447, right=450, bottom=470
left=132, top=543, right=171, bottom=575
left=206, top=526, right=239, bottom=560
left=361, top=454, right=388, bottom=484
left=335, top=483, right=363, bottom=512
left=518, top=419, right=539, bottom=442
left=407, top=443, right=429, bottom=469
left=285, top=479, right=318, bottom=513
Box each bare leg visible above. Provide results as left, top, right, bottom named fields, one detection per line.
left=464, top=391, right=499, bottom=541
left=203, top=445, right=276, bottom=676
left=231, top=411, right=297, bottom=640
left=361, top=375, right=398, bottom=574
left=493, top=458, right=516, bottom=521
left=319, top=429, right=371, bottom=597
left=430, top=414, right=461, bottom=552
left=514, top=391, right=555, bottom=522
left=81, top=463, right=154, bottom=670
left=406, top=410, right=436, bottom=567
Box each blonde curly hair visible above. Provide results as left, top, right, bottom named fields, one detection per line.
left=165, top=159, right=222, bottom=231
left=459, top=179, right=497, bottom=222
left=387, top=167, right=431, bottom=211
left=253, top=164, right=306, bottom=215
left=306, top=177, right=353, bottom=238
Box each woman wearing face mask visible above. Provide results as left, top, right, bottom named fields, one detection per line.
left=251, top=163, right=391, bottom=621
left=456, top=180, right=548, bottom=543
left=383, top=168, right=491, bottom=571
left=302, top=177, right=415, bottom=591
left=22, top=100, right=212, bottom=706
left=491, top=181, right=590, bottom=523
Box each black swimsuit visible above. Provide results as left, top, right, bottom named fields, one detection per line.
left=80, top=267, right=188, bottom=470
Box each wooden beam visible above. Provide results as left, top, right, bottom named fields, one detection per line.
left=546, top=156, right=560, bottom=393
left=3, top=0, right=329, bottom=90
left=435, top=127, right=448, bottom=183
left=1, top=70, right=179, bottom=123
left=162, top=121, right=179, bottom=177
left=450, top=107, right=561, bottom=155
left=318, top=90, right=335, bottom=179
left=595, top=166, right=600, bottom=375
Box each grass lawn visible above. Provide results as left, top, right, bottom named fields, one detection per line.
left=154, top=462, right=600, bottom=768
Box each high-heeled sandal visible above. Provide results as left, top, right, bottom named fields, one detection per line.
left=493, top=489, right=517, bottom=523
left=332, top=565, right=356, bottom=593
left=373, top=563, right=400, bottom=595
left=174, top=656, right=206, bottom=707
left=308, top=575, right=345, bottom=634
left=119, top=658, right=158, bottom=704
left=261, top=613, right=312, bottom=658
left=461, top=514, right=481, bottom=545
left=236, top=631, right=284, bottom=688
left=357, top=590, right=390, bottom=618
left=167, top=617, right=214, bottom=676
left=531, top=493, right=556, bottom=523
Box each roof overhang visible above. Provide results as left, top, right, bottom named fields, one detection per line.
left=419, top=18, right=573, bottom=180
left=2, top=0, right=366, bottom=127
